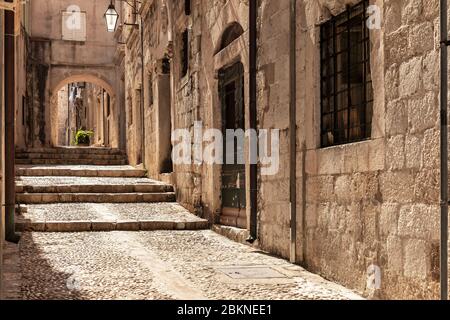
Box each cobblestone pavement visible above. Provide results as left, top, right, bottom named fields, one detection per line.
left=18, top=231, right=363, bottom=300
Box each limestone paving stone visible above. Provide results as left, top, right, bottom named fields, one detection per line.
left=17, top=231, right=363, bottom=300
left=134, top=231, right=363, bottom=300
left=19, top=232, right=172, bottom=300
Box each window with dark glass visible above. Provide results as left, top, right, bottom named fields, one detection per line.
left=181, top=29, right=189, bottom=77
left=320, top=0, right=373, bottom=148
left=162, top=57, right=171, bottom=75
left=147, top=74, right=154, bottom=107
left=185, top=0, right=191, bottom=15
left=106, top=93, right=111, bottom=117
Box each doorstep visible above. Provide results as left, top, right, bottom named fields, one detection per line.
left=212, top=224, right=256, bottom=246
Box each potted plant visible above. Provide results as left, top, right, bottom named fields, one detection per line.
left=73, top=129, right=94, bottom=147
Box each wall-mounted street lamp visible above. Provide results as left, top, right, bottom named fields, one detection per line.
left=104, top=0, right=141, bottom=33
left=104, top=0, right=119, bottom=32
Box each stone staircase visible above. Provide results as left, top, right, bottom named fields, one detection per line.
left=14, top=147, right=208, bottom=232
left=16, top=147, right=128, bottom=166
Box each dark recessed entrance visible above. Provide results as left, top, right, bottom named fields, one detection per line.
left=219, top=62, right=246, bottom=229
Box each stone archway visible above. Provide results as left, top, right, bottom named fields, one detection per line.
left=50, top=73, right=117, bottom=148
left=52, top=74, right=115, bottom=99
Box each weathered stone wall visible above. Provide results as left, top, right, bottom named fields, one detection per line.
left=123, top=20, right=142, bottom=165
left=16, top=26, right=28, bottom=148
left=172, top=0, right=204, bottom=215
left=55, top=85, right=68, bottom=145
left=124, top=0, right=445, bottom=299
left=290, top=0, right=441, bottom=299
left=376, top=0, right=440, bottom=299
left=256, top=0, right=292, bottom=259
left=123, top=0, right=174, bottom=172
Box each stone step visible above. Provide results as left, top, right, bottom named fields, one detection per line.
left=16, top=192, right=176, bottom=204
left=16, top=153, right=127, bottom=161
left=16, top=202, right=208, bottom=232
left=16, top=219, right=209, bottom=233
left=16, top=184, right=174, bottom=194
left=16, top=166, right=147, bottom=178
left=16, top=159, right=128, bottom=166
left=16, top=147, right=125, bottom=156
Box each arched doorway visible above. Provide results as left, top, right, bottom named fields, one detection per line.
left=51, top=75, right=119, bottom=148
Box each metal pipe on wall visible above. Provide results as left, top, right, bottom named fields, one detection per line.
left=248, top=0, right=258, bottom=242
left=289, top=0, right=297, bottom=264
left=140, top=14, right=145, bottom=165
left=4, top=0, right=19, bottom=243
left=440, top=0, right=449, bottom=301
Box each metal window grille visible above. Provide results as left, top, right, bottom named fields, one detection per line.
left=320, top=0, right=373, bottom=148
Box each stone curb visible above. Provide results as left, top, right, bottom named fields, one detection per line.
left=16, top=219, right=209, bottom=233
left=212, top=224, right=253, bottom=246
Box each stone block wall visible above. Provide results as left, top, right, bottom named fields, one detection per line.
left=256, top=0, right=292, bottom=259
left=291, top=0, right=441, bottom=299
left=124, top=0, right=445, bottom=299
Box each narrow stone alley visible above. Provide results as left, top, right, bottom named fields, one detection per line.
left=1, top=147, right=362, bottom=300
left=3, top=0, right=450, bottom=302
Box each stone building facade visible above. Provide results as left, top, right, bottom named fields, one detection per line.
left=120, top=0, right=446, bottom=299
left=21, top=0, right=124, bottom=149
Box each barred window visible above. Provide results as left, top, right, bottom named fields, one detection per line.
left=320, top=0, right=373, bottom=148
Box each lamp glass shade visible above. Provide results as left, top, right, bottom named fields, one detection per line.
left=105, top=4, right=119, bottom=32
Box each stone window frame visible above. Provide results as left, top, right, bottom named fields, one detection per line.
left=319, top=0, right=373, bottom=148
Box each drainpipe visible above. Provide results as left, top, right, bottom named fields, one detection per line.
left=67, top=84, right=70, bottom=145
left=248, top=0, right=258, bottom=242
left=440, top=0, right=449, bottom=301
left=289, top=0, right=297, bottom=263
left=140, top=15, right=145, bottom=166
left=4, top=0, right=20, bottom=243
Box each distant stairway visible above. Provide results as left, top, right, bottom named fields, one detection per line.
left=14, top=147, right=208, bottom=232
left=15, top=147, right=176, bottom=204
left=15, top=147, right=128, bottom=166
